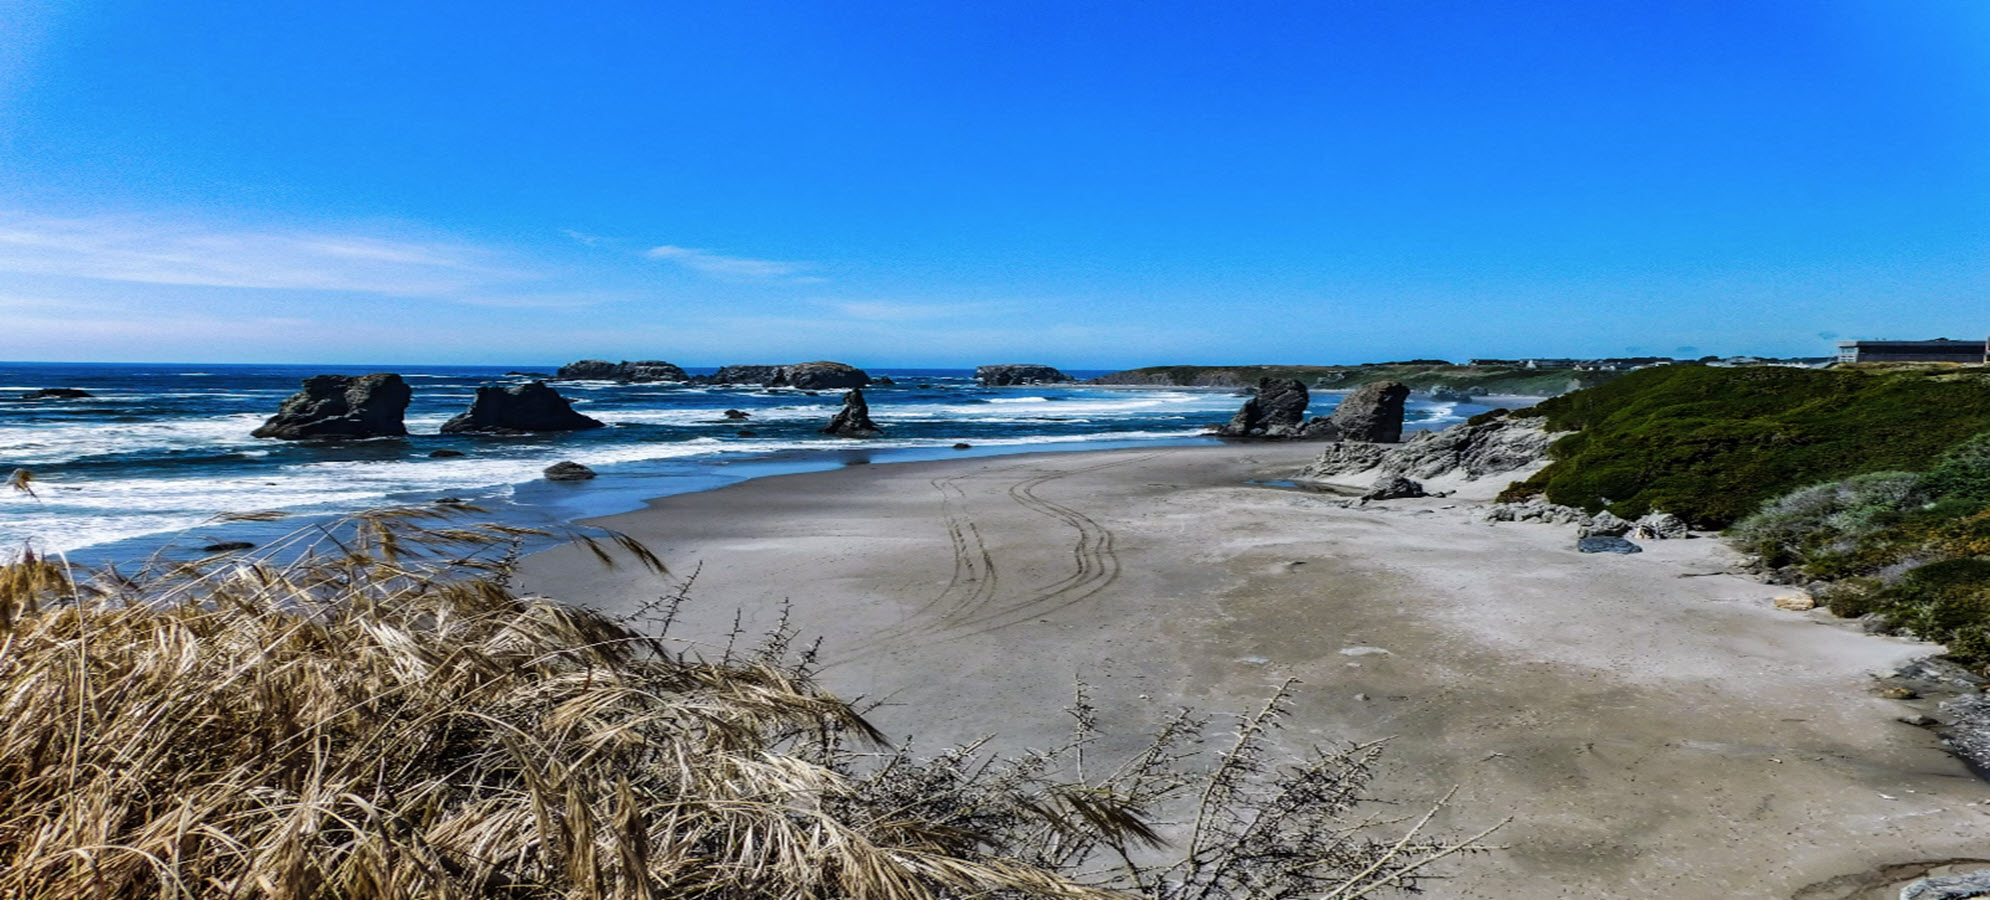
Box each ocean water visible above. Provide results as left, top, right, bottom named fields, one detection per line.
left=0, top=362, right=1501, bottom=566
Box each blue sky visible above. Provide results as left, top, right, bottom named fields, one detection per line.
left=0, top=1, right=1984, bottom=367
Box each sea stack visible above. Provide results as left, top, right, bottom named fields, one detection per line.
left=822, top=388, right=882, bottom=437
left=251, top=373, right=411, bottom=440
left=440, top=382, right=605, bottom=434
left=1215, top=378, right=1320, bottom=438
left=554, top=360, right=689, bottom=383
left=1328, top=381, right=1410, bottom=443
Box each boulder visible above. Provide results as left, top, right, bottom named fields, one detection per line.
left=428, top=449, right=466, bottom=458
left=1633, top=511, right=1691, bottom=539
left=1362, top=475, right=1427, bottom=501
left=252, top=373, right=411, bottom=440
left=1577, top=535, right=1642, bottom=554
left=1773, top=593, right=1817, bottom=611
left=952, top=442, right=972, bottom=450
left=554, top=359, right=688, bottom=383
left=1577, top=511, right=1633, bottom=538
left=822, top=388, right=882, bottom=437
left=1328, top=381, right=1410, bottom=442
left=874, top=375, right=896, bottom=386
left=1214, top=378, right=1312, bottom=438
left=975, top=364, right=1074, bottom=386
left=722, top=409, right=750, bottom=420
left=543, top=460, right=597, bottom=481
left=1903, top=870, right=1990, bottom=900
left=1298, top=413, right=1552, bottom=483
left=20, top=388, right=93, bottom=400
left=440, top=382, right=605, bottom=434
left=201, top=541, right=255, bottom=553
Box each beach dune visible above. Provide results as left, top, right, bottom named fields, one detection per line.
left=519, top=443, right=1990, bottom=898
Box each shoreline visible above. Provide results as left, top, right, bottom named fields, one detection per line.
left=518, top=441, right=1990, bottom=897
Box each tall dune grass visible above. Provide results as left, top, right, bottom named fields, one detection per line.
left=0, top=507, right=1493, bottom=898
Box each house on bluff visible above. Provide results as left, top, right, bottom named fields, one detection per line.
left=1835, top=338, right=1989, bottom=364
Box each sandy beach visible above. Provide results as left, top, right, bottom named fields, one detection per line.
left=518, top=443, right=1990, bottom=898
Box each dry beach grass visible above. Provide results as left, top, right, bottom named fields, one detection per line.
left=0, top=506, right=1491, bottom=899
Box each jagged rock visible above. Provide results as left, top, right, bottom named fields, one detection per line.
left=1577, top=511, right=1633, bottom=538
left=723, top=409, right=750, bottom=420
left=440, top=382, right=605, bottom=434
left=1482, top=500, right=1588, bottom=525
left=1577, top=536, right=1642, bottom=554
left=1362, top=475, right=1427, bottom=501
left=252, top=374, right=411, bottom=440
left=543, top=460, right=597, bottom=481
left=822, top=388, right=882, bottom=437
left=1299, top=414, right=1553, bottom=483
left=1902, top=867, right=1990, bottom=900
left=20, top=388, right=93, bottom=400
left=976, top=364, right=1073, bottom=386
left=1214, top=378, right=1312, bottom=438
left=874, top=375, right=896, bottom=386
left=1328, top=381, right=1410, bottom=442
left=1632, top=511, right=1691, bottom=539
left=554, top=359, right=688, bottom=383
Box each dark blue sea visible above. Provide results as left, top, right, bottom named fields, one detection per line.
left=0, top=362, right=1500, bottom=566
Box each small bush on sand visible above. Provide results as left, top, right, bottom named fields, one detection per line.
left=0, top=508, right=1495, bottom=899
left=1726, top=472, right=1924, bottom=569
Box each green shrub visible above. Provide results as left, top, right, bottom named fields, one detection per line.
left=1866, top=558, right=1990, bottom=670
left=1922, top=431, right=1990, bottom=504
left=1514, top=366, right=1990, bottom=527
left=1726, top=472, right=1923, bottom=568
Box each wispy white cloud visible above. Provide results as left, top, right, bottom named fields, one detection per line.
left=0, top=209, right=602, bottom=309
left=644, top=244, right=822, bottom=283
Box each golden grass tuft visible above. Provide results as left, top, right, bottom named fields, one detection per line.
left=0, top=509, right=1494, bottom=898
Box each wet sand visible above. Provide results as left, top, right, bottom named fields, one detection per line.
left=518, top=443, right=1990, bottom=898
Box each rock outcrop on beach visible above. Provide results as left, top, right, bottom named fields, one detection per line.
left=1301, top=413, right=1552, bottom=483
left=555, top=359, right=688, bottom=383
left=1328, top=381, right=1410, bottom=443
left=440, top=382, right=605, bottom=434
left=1214, top=378, right=1326, bottom=438
left=543, top=460, right=597, bottom=481
left=701, top=362, right=872, bottom=390
left=251, top=373, right=411, bottom=440
left=822, top=388, right=882, bottom=437
left=975, top=364, right=1073, bottom=386
left=19, top=388, right=94, bottom=400
left=1362, top=475, right=1428, bottom=501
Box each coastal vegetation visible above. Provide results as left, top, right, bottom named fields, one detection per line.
left=0, top=508, right=1491, bottom=898
left=1496, top=364, right=1990, bottom=527
left=1088, top=362, right=1625, bottom=396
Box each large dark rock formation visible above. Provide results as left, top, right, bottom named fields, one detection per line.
left=555, top=360, right=688, bottom=383
left=1214, top=378, right=1317, bottom=438
left=251, top=374, right=411, bottom=440
left=822, top=388, right=882, bottom=437
left=975, top=364, right=1073, bottom=386
left=701, top=362, right=871, bottom=390
left=1327, top=381, right=1410, bottom=442
left=20, top=388, right=94, bottom=400
left=440, top=382, right=605, bottom=434
left=784, top=361, right=871, bottom=390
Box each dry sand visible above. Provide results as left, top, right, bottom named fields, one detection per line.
left=518, top=443, right=1990, bottom=898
